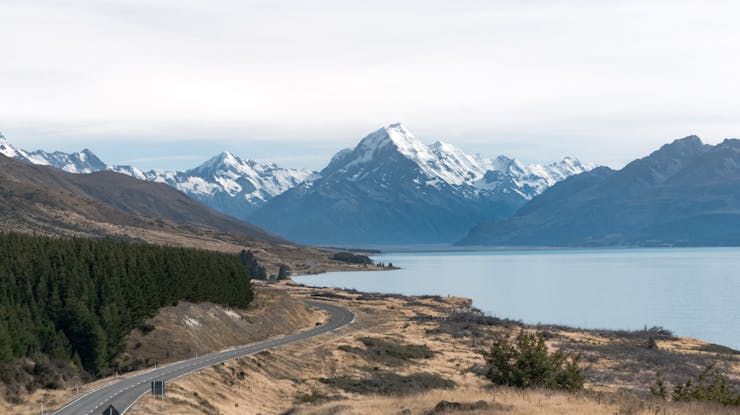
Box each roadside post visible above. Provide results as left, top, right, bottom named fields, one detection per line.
left=102, top=405, right=120, bottom=415
left=152, top=380, right=166, bottom=412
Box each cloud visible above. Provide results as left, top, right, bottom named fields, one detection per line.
left=1, top=0, right=740, bottom=169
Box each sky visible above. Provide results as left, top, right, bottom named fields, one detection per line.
left=2, top=0, right=740, bottom=171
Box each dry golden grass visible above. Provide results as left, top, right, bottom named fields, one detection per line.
left=289, top=388, right=740, bottom=415
left=5, top=282, right=737, bottom=415
left=130, top=281, right=739, bottom=415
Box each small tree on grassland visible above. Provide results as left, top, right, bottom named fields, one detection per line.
left=484, top=330, right=584, bottom=392
left=277, top=264, right=290, bottom=280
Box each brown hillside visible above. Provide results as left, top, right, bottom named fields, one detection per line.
left=0, top=154, right=386, bottom=275
left=0, top=154, right=282, bottom=242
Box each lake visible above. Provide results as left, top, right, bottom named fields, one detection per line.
left=296, top=248, right=740, bottom=349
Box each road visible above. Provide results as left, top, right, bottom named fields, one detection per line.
left=52, top=300, right=354, bottom=415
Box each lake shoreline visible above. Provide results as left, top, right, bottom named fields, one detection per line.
left=296, top=248, right=740, bottom=349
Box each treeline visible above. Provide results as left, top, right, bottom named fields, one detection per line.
left=332, top=252, right=373, bottom=265
left=0, top=233, right=255, bottom=376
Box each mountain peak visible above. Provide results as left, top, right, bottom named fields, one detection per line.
left=677, top=134, right=702, bottom=144
left=199, top=151, right=243, bottom=171
left=653, top=135, right=708, bottom=159
left=358, top=123, right=420, bottom=152
left=0, top=135, right=24, bottom=159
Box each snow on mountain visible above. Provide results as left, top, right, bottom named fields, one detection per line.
left=0, top=132, right=312, bottom=219
left=24, top=149, right=107, bottom=173
left=337, top=123, right=486, bottom=186
left=1, top=126, right=595, bottom=245
left=476, top=155, right=595, bottom=198
left=111, top=152, right=314, bottom=218
left=109, top=165, right=149, bottom=181
left=250, top=123, right=595, bottom=245
left=0, top=133, right=26, bottom=160
left=327, top=123, right=593, bottom=200
left=183, top=151, right=314, bottom=201
left=0, top=133, right=107, bottom=173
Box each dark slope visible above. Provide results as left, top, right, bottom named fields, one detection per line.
left=0, top=154, right=284, bottom=243
left=458, top=136, right=740, bottom=246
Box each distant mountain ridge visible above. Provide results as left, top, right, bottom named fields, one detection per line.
left=111, top=152, right=313, bottom=218
left=1, top=133, right=312, bottom=217
left=1, top=133, right=106, bottom=173
left=2, top=126, right=594, bottom=245
left=249, top=123, right=593, bottom=245
left=458, top=135, right=740, bottom=246
left=0, top=151, right=284, bottom=243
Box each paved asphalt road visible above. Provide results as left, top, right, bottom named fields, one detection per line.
left=52, top=301, right=354, bottom=415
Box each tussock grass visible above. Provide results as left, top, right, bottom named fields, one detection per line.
left=320, top=371, right=455, bottom=395
left=291, top=387, right=740, bottom=415
left=338, top=337, right=435, bottom=366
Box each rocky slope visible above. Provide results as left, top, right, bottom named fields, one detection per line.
left=458, top=136, right=740, bottom=246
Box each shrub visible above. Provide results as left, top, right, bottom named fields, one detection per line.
left=277, top=264, right=290, bottom=280
left=650, top=371, right=668, bottom=399
left=483, top=330, right=583, bottom=392
left=669, top=364, right=739, bottom=406
left=321, top=371, right=455, bottom=395
left=240, top=250, right=266, bottom=280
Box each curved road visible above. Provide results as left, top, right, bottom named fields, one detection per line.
left=52, top=301, right=354, bottom=415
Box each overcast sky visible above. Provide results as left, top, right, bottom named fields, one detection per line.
left=2, top=0, right=740, bottom=170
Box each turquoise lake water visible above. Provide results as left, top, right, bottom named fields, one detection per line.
left=296, top=248, right=740, bottom=349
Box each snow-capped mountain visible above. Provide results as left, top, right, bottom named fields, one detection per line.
left=1, top=132, right=312, bottom=217
left=2, top=127, right=594, bottom=245
left=319, top=123, right=591, bottom=199
left=0, top=133, right=106, bottom=173
left=249, top=123, right=594, bottom=245
left=112, top=153, right=313, bottom=218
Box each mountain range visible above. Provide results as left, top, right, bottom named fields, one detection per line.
left=0, top=125, right=593, bottom=245
left=249, top=123, right=593, bottom=245
left=5, top=128, right=740, bottom=247
left=111, top=153, right=313, bottom=218
left=0, top=146, right=282, bottom=243
left=0, top=146, right=378, bottom=276
left=1, top=132, right=310, bottom=218
left=458, top=136, right=740, bottom=246
left=1, top=134, right=107, bottom=173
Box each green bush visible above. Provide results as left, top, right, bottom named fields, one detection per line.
left=654, top=363, right=740, bottom=406
left=650, top=371, right=668, bottom=399
left=483, top=330, right=584, bottom=392
left=277, top=264, right=290, bottom=280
